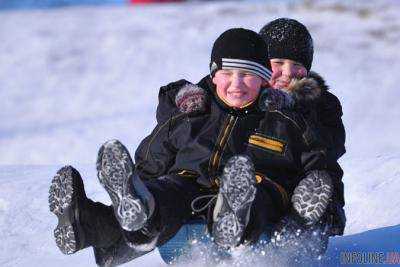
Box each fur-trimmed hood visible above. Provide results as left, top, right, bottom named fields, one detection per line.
left=286, top=73, right=323, bottom=104
left=260, top=71, right=327, bottom=111
left=308, top=71, right=329, bottom=92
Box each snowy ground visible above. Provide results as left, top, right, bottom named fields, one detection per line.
left=1, top=0, right=400, bottom=266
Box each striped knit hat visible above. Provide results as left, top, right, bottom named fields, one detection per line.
left=210, top=28, right=272, bottom=81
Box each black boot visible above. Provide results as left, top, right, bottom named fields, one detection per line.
left=49, top=166, right=123, bottom=255
left=96, top=140, right=158, bottom=251
left=94, top=236, right=149, bottom=267
left=212, top=155, right=257, bottom=249
left=81, top=200, right=122, bottom=249
left=49, top=166, right=90, bottom=254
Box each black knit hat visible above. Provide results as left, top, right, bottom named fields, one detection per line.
left=259, top=18, right=313, bottom=71
left=210, top=28, right=272, bottom=80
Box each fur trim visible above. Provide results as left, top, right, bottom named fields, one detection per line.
left=259, top=72, right=327, bottom=111
left=175, top=84, right=208, bottom=113
left=308, top=71, right=329, bottom=91
left=286, top=77, right=322, bottom=105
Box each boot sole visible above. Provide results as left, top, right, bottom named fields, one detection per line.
left=292, top=170, right=332, bottom=225
left=97, top=140, right=148, bottom=232
left=49, top=166, right=79, bottom=254
left=213, top=155, right=256, bottom=249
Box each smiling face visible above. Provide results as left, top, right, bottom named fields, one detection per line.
left=212, top=69, right=264, bottom=108
left=269, top=58, right=308, bottom=89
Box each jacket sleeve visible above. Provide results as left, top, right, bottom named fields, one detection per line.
left=294, top=109, right=346, bottom=235
left=295, top=90, right=346, bottom=203
left=134, top=112, right=188, bottom=180
left=305, top=72, right=346, bottom=161
left=316, top=92, right=346, bottom=209
left=287, top=111, right=330, bottom=175
left=317, top=91, right=346, bottom=161
left=156, top=79, right=191, bottom=124
left=134, top=80, right=190, bottom=179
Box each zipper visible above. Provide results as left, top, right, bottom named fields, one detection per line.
left=208, top=115, right=237, bottom=185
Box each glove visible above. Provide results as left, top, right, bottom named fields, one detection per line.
left=258, top=88, right=294, bottom=111
left=175, top=84, right=208, bottom=114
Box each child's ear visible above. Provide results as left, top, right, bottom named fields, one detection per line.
left=212, top=75, right=219, bottom=86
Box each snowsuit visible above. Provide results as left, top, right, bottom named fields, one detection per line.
left=90, top=74, right=341, bottom=266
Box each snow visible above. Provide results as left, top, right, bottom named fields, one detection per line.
left=0, top=0, right=400, bottom=266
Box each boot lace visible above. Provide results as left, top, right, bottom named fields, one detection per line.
left=190, top=194, right=217, bottom=213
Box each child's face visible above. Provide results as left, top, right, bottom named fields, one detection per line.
left=212, top=69, right=264, bottom=108
left=269, top=58, right=308, bottom=89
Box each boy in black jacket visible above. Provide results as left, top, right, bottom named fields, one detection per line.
left=49, top=28, right=334, bottom=266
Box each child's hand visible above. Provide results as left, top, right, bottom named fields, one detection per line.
left=175, top=84, right=207, bottom=113
left=259, top=88, right=294, bottom=111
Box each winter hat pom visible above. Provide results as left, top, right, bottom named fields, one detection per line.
left=210, top=28, right=271, bottom=80
left=259, top=18, right=313, bottom=71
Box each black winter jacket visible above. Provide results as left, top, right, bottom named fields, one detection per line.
left=307, top=71, right=346, bottom=235
left=307, top=72, right=345, bottom=161
left=133, top=75, right=337, bottom=209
